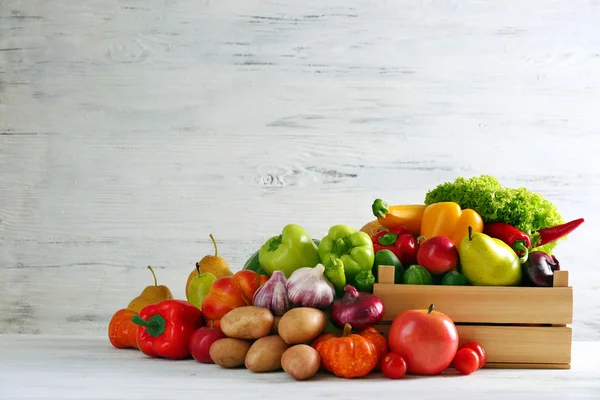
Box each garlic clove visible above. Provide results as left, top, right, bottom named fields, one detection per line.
left=253, top=270, right=291, bottom=316
left=285, top=264, right=335, bottom=309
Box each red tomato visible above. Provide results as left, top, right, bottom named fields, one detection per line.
left=453, top=348, right=479, bottom=375
left=388, top=305, right=459, bottom=375
left=460, top=341, right=487, bottom=369
left=381, top=353, right=407, bottom=379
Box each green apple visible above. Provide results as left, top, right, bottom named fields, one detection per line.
left=186, top=268, right=217, bottom=310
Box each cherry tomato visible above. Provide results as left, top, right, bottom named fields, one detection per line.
left=381, top=352, right=407, bottom=379
left=460, top=341, right=487, bottom=369
left=453, top=348, right=479, bottom=375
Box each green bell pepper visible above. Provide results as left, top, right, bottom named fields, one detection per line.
left=324, top=256, right=346, bottom=296
left=352, top=270, right=376, bottom=293
left=318, top=224, right=375, bottom=285
left=258, top=224, right=321, bottom=277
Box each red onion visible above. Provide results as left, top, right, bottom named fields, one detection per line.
left=330, top=285, right=385, bottom=330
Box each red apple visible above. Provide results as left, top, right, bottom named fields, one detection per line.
left=387, top=303, right=459, bottom=375
left=188, top=322, right=227, bottom=363
left=416, top=236, right=458, bottom=275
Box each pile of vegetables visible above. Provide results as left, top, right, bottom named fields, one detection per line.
left=107, top=174, right=584, bottom=381
left=423, top=175, right=565, bottom=254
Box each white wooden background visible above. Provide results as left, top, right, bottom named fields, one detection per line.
left=1, top=0, right=599, bottom=340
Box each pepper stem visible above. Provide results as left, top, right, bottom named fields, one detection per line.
left=342, top=323, right=353, bottom=337
left=267, top=235, right=282, bottom=252
left=378, top=233, right=398, bottom=246
left=513, top=241, right=529, bottom=264
left=209, top=234, right=218, bottom=257
left=468, top=226, right=473, bottom=241
left=147, top=265, right=158, bottom=286
left=428, top=304, right=434, bottom=314
left=131, top=314, right=166, bottom=337
left=372, top=198, right=390, bottom=218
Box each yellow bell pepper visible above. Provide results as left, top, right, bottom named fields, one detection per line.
left=371, top=199, right=426, bottom=238
left=420, top=202, right=484, bottom=248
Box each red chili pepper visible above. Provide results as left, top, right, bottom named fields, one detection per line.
left=132, top=299, right=205, bottom=360
left=533, top=218, right=584, bottom=247
left=371, top=226, right=418, bottom=266
left=483, top=222, right=531, bottom=263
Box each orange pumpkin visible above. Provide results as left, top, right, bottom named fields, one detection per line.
left=108, top=308, right=139, bottom=349
left=312, top=323, right=379, bottom=378
left=357, top=326, right=388, bottom=371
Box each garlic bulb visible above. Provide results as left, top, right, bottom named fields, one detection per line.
left=252, top=271, right=290, bottom=316
left=285, top=264, right=335, bottom=309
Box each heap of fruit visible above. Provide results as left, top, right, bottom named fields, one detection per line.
left=107, top=175, right=584, bottom=380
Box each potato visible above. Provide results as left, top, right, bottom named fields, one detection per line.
left=220, top=306, right=274, bottom=339
left=209, top=338, right=252, bottom=368
left=281, top=345, right=321, bottom=381
left=270, top=316, right=282, bottom=335
left=278, top=307, right=328, bottom=344
left=244, top=335, right=290, bottom=372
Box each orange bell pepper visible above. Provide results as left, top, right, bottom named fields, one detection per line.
left=420, top=202, right=484, bottom=248
left=371, top=199, right=426, bottom=237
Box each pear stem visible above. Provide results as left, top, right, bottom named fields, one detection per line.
left=428, top=304, right=434, bottom=314
left=147, top=265, right=158, bottom=286
left=196, top=262, right=200, bottom=277
left=468, top=226, right=473, bottom=241
left=210, top=234, right=218, bottom=257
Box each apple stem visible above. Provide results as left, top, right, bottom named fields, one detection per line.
left=428, top=304, right=434, bottom=314
left=468, top=226, right=473, bottom=241
left=209, top=234, right=219, bottom=257
left=209, top=320, right=214, bottom=329
left=147, top=265, right=158, bottom=286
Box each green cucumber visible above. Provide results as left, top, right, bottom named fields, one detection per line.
left=442, top=270, right=470, bottom=286
left=403, top=264, right=433, bottom=285
left=373, top=249, right=404, bottom=284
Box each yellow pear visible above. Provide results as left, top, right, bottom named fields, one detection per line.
left=127, top=265, right=174, bottom=313
left=185, top=234, right=233, bottom=296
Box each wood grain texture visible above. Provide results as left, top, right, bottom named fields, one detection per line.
left=1, top=1, right=600, bottom=338
left=373, top=324, right=573, bottom=365
left=2, top=336, right=599, bottom=399
left=373, top=283, right=574, bottom=324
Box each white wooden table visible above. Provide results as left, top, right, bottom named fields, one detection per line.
left=2, top=335, right=599, bottom=399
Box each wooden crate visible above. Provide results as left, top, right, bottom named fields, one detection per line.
left=372, top=265, right=573, bottom=369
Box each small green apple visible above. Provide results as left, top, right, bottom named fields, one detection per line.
left=186, top=267, right=217, bottom=310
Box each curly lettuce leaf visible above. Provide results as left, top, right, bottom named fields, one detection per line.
left=424, top=175, right=565, bottom=254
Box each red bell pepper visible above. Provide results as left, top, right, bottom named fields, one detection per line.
left=371, top=226, right=418, bottom=266
left=132, top=299, right=205, bottom=360
left=201, top=269, right=268, bottom=324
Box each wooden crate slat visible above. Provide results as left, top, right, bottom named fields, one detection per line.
left=483, top=362, right=570, bottom=370
left=373, top=283, right=573, bottom=325
left=373, top=324, right=572, bottom=365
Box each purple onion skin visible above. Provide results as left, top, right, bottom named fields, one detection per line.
left=522, top=251, right=561, bottom=287
left=330, top=285, right=385, bottom=330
